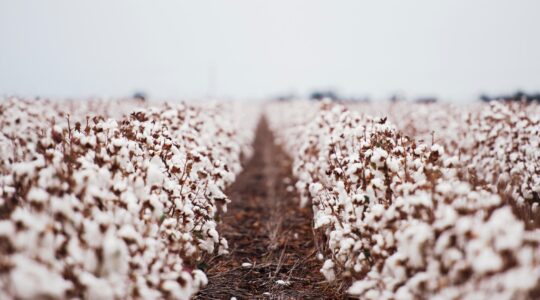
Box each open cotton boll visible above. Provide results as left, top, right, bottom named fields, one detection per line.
left=9, top=255, right=72, bottom=299
left=472, top=248, right=503, bottom=274
left=320, top=259, right=336, bottom=282
left=370, top=148, right=388, bottom=167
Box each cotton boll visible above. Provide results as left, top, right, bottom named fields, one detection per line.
left=386, top=157, right=401, bottom=173
left=348, top=279, right=377, bottom=297
left=80, top=272, right=118, bottom=300
left=320, top=259, right=336, bottom=282
left=10, top=255, right=72, bottom=299
left=309, top=182, right=323, bottom=196
left=371, top=148, right=388, bottom=167
left=472, top=248, right=503, bottom=274
left=27, top=187, right=49, bottom=204
left=102, top=231, right=129, bottom=276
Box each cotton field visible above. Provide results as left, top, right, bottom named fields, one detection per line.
left=1, top=97, right=539, bottom=299
left=267, top=100, right=540, bottom=299
left=0, top=98, right=259, bottom=299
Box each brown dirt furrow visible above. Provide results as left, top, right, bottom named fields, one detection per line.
left=196, top=119, right=344, bottom=299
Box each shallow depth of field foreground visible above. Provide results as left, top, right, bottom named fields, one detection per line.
left=0, top=98, right=539, bottom=299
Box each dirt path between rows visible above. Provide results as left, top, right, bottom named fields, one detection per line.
left=196, top=119, right=344, bottom=299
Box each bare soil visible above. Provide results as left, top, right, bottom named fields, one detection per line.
left=195, top=119, right=345, bottom=299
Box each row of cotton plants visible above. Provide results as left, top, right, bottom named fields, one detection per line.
left=349, top=101, right=540, bottom=216
left=267, top=101, right=540, bottom=299
left=0, top=98, right=257, bottom=299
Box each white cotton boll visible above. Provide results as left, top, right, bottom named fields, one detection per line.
left=405, top=272, right=432, bottom=295
left=452, top=181, right=471, bottom=196
left=191, top=269, right=208, bottom=291
left=434, top=230, right=453, bottom=255
left=443, top=155, right=459, bottom=168
left=161, top=109, right=178, bottom=119
left=348, top=279, right=377, bottom=296
left=10, top=255, right=72, bottom=299
left=371, top=178, right=385, bottom=191
left=472, top=248, right=502, bottom=274
left=208, top=228, right=219, bottom=243
left=147, top=166, right=165, bottom=187
left=479, top=189, right=502, bottom=208
left=371, top=148, right=388, bottom=167
left=386, top=157, right=400, bottom=173
left=516, top=247, right=534, bottom=266
left=532, top=202, right=539, bottom=213
left=414, top=144, right=427, bottom=156
left=121, top=191, right=141, bottom=215
left=383, top=253, right=407, bottom=282
left=488, top=207, right=524, bottom=251
left=411, top=171, right=427, bottom=185
left=218, top=238, right=229, bottom=255
left=500, top=266, right=540, bottom=291
left=163, top=179, right=177, bottom=192
left=340, top=237, right=356, bottom=253
left=435, top=182, right=453, bottom=195
left=397, top=222, right=433, bottom=268
left=384, top=232, right=395, bottom=248
left=375, top=238, right=388, bottom=257
left=162, top=217, right=178, bottom=228
left=320, top=259, right=336, bottom=281
left=408, top=193, right=432, bottom=208
left=149, top=195, right=164, bottom=218
left=111, top=138, right=125, bottom=148
left=0, top=220, right=15, bottom=237
left=430, top=144, right=444, bottom=156
left=444, top=248, right=463, bottom=268
left=79, top=272, right=115, bottom=300
left=118, top=224, right=141, bottom=245
left=509, top=152, right=519, bottom=162
left=67, top=237, right=84, bottom=263
left=314, top=211, right=331, bottom=229
left=275, top=279, right=291, bottom=286
left=11, top=208, right=48, bottom=232
left=198, top=238, right=215, bottom=253
left=53, top=195, right=79, bottom=219
left=27, top=187, right=49, bottom=203
left=102, top=232, right=129, bottom=276
left=522, top=187, right=534, bottom=200
left=309, top=182, right=323, bottom=197
left=346, top=162, right=362, bottom=175
left=370, top=204, right=385, bottom=218
left=82, top=219, right=103, bottom=248
left=208, top=183, right=226, bottom=201
left=80, top=251, right=99, bottom=275
left=455, top=216, right=473, bottom=235
left=85, top=134, right=97, bottom=147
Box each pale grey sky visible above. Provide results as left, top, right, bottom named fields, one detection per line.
left=0, top=0, right=539, bottom=101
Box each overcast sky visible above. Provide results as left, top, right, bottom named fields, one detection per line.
left=0, top=0, right=539, bottom=101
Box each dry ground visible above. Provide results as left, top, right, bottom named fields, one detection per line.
left=196, top=120, right=345, bottom=299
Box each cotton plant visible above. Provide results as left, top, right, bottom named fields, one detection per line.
left=360, top=101, right=540, bottom=211
left=267, top=101, right=540, bottom=299
left=459, top=102, right=540, bottom=209
left=0, top=98, right=257, bottom=299
left=282, top=104, right=448, bottom=276
left=349, top=187, right=540, bottom=300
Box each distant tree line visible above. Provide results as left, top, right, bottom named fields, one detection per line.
left=480, top=91, right=540, bottom=103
